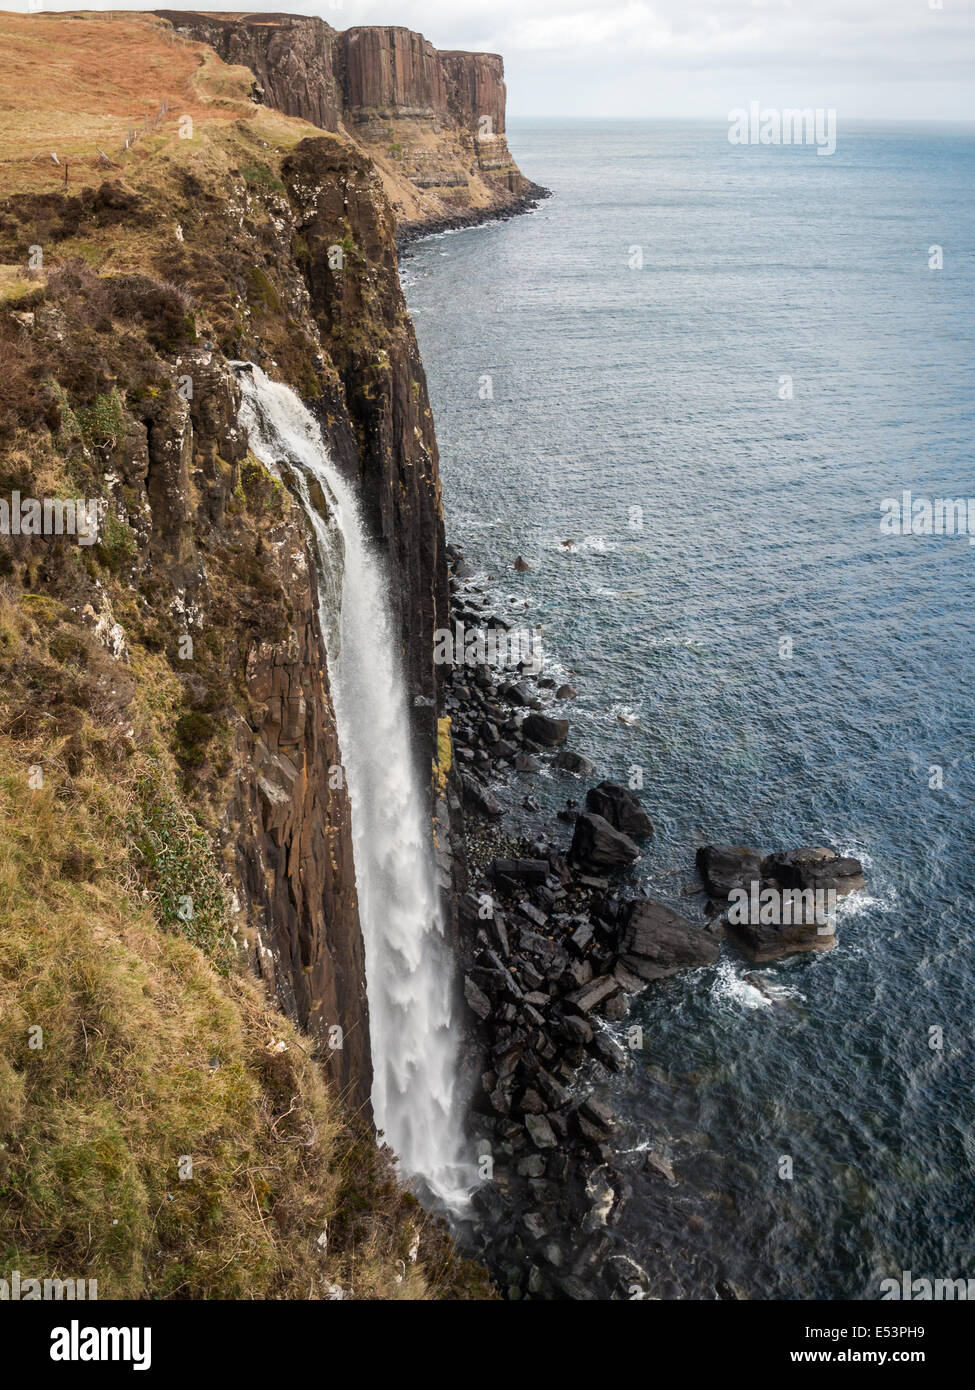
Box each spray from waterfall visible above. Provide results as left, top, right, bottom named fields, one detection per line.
left=235, top=365, right=471, bottom=1209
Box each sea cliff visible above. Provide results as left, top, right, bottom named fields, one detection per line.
left=0, top=8, right=499, bottom=1298
left=154, top=11, right=548, bottom=237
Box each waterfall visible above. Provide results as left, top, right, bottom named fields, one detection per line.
left=235, top=365, right=470, bottom=1209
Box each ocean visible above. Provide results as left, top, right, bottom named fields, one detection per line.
left=401, top=119, right=975, bottom=1299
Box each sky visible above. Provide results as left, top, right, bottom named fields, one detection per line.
left=12, top=2, right=975, bottom=119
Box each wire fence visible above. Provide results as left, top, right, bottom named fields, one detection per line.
left=30, top=99, right=172, bottom=188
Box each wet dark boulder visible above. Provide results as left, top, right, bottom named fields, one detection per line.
left=556, top=749, right=596, bottom=775
left=585, top=781, right=653, bottom=838
left=522, top=712, right=569, bottom=746
left=761, top=846, right=866, bottom=895
left=525, top=1114, right=558, bottom=1149
left=619, top=898, right=723, bottom=982
left=724, top=909, right=836, bottom=964
left=566, top=974, right=621, bottom=1014
left=570, top=811, right=641, bottom=871
left=696, top=843, right=762, bottom=897
left=464, top=975, right=492, bottom=1021
left=499, top=679, right=533, bottom=706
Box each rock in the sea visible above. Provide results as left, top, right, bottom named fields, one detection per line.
left=580, top=1096, right=616, bottom=1133
left=570, top=812, right=641, bottom=871
left=500, top=680, right=533, bottom=706
left=619, top=898, right=723, bottom=981
left=555, top=683, right=578, bottom=699
left=585, top=781, right=653, bottom=838
left=723, top=902, right=836, bottom=964
left=523, top=712, right=569, bottom=746
left=591, top=1030, right=628, bottom=1072
left=556, top=749, right=596, bottom=775
left=695, top=843, right=762, bottom=897
left=761, top=846, right=865, bottom=895
left=513, top=555, right=532, bottom=571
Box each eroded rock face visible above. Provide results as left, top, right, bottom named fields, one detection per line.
left=156, top=11, right=344, bottom=130
left=341, top=25, right=447, bottom=122
left=441, top=51, right=507, bottom=136
left=229, top=528, right=369, bottom=1106
left=155, top=11, right=547, bottom=236
left=281, top=137, right=451, bottom=746
left=136, top=358, right=372, bottom=1106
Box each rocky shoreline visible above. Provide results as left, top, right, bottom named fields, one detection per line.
left=442, top=544, right=867, bottom=1299
left=396, top=183, right=552, bottom=250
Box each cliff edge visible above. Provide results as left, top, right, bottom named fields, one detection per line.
left=154, top=10, right=548, bottom=237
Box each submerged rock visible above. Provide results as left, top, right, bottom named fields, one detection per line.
left=556, top=749, right=596, bottom=775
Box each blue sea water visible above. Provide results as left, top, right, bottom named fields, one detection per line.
left=401, top=120, right=975, bottom=1299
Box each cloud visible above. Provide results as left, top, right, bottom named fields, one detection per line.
left=15, top=0, right=975, bottom=117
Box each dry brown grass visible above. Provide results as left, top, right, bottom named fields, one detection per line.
left=0, top=590, right=491, bottom=1299
left=0, top=11, right=265, bottom=196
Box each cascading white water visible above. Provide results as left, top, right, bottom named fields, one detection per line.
left=236, top=365, right=471, bottom=1209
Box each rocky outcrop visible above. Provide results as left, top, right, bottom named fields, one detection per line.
left=697, top=842, right=866, bottom=962
left=155, top=11, right=547, bottom=237
left=570, top=812, right=641, bottom=872
left=441, top=51, right=507, bottom=137
left=761, top=847, right=866, bottom=896
left=155, top=10, right=344, bottom=130
left=585, top=781, right=654, bottom=839
left=696, top=843, right=762, bottom=898
left=340, top=26, right=447, bottom=125
left=620, top=899, right=723, bottom=981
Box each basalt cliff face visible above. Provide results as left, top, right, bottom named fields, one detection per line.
left=154, top=11, right=546, bottom=236
left=0, top=10, right=493, bottom=1298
